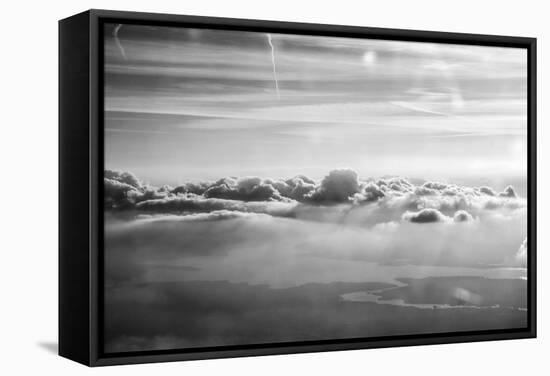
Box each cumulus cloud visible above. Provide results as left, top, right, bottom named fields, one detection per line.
left=284, top=176, right=317, bottom=201
left=104, top=178, right=139, bottom=209
left=386, top=178, right=414, bottom=193
left=306, top=168, right=360, bottom=203
left=453, top=210, right=474, bottom=223
left=104, top=177, right=169, bottom=210
left=499, top=185, right=517, bottom=198
left=402, top=208, right=450, bottom=223
left=105, top=170, right=142, bottom=189
left=479, top=186, right=496, bottom=196
left=204, top=176, right=287, bottom=202
left=412, top=181, right=451, bottom=196
left=103, top=169, right=526, bottom=227
left=172, top=181, right=211, bottom=195
left=422, top=181, right=448, bottom=190
left=354, top=182, right=386, bottom=203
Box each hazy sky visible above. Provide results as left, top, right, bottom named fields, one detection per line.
left=104, top=23, right=527, bottom=187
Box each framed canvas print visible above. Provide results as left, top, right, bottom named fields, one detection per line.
left=59, top=9, right=536, bottom=366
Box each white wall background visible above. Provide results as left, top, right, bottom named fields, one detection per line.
left=0, top=0, right=546, bottom=374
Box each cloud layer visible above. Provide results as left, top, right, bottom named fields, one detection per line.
left=104, top=168, right=526, bottom=227
left=103, top=168, right=527, bottom=280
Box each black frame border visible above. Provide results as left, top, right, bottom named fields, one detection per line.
left=83, top=9, right=536, bottom=366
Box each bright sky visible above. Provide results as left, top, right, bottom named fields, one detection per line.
left=104, top=23, right=527, bottom=188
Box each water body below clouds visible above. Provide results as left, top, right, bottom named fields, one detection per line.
left=147, top=252, right=527, bottom=290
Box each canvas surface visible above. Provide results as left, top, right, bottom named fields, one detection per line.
left=102, top=23, right=528, bottom=353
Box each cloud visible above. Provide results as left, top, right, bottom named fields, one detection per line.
left=502, top=237, right=527, bottom=268
left=422, top=181, right=448, bottom=190
left=483, top=197, right=525, bottom=210
left=104, top=178, right=142, bottom=209
left=402, top=208, right=450, bottom=223
left=136, top=194, right=247, bottom=212
left=119, top=211, right=266, bottom=228
left=204, top=176, right=287, bottom=202
left=499, top=185, right=517, bottom=198
left=516, top=238, right=527, bottom=263
left=354, top=182, right=386, bottom=203
left=307, top=168, right=360, bottom=203
left=453, top=210, right=474, bottom=222
left=104, top=180, right=169, bottom=210
left=105, top=200, right=528, bottom=292
left=282, top=176, right=317, bottom=201
left=479, top=186, right=496, bottom=196
left=383, top=177, right=414, bottom=194
left=103, top=167, right=527, bottom=308
left=135, top=194, right=296, bottom=218
left=103, top=169, right=526, bottom=226
left=172, top=181, right=211, bottom=195
left=414, top=186, right=438, bottom=196
left=105, top=169, right=142, bottom=189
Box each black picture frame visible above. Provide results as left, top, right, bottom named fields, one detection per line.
left=59, top=9, right=537, bottom=367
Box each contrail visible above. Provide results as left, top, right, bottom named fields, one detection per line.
left=113, top=24, right=127, bottom=60
left=267, top=34, right=280, bottom=99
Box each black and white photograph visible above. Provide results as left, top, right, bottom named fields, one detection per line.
left=102, top=22, right=529, bottom=353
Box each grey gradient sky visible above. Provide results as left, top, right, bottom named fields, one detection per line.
left=104, top=23, right=527, bottom=188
